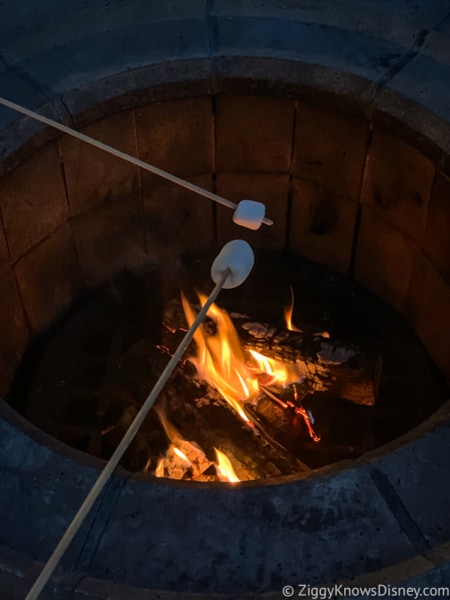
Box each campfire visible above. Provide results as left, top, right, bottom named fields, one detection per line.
left=24, top=252, right=428, bottom=486
left=148, top=287, right=373, bottom=483
left=181, top=292, right=313, bottom=424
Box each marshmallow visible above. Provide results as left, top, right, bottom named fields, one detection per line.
left=233, top=200, right=266, bottom=231
left=211, top=240, right=254, bottom=289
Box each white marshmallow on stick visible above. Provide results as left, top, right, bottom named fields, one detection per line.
left=233, top=200, right=266, bottom=230
left=211, top=239, right=255, bottom=289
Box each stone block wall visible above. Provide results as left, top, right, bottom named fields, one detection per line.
left=0, top=93, right=449, bottom=396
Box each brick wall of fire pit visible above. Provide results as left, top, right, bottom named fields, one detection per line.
left=1, top=93, right=450, bottom=400
left=1, top=1, right=450, bottom=596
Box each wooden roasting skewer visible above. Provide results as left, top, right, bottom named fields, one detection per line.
left=25, top=268, right=234, bottom=600
left=0, top=96, right=273, bottom=226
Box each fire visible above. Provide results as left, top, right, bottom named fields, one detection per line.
left=181, top=293, right=307, bottom=422
left=153, top=406, right=213, bottom=479
left=215, top=448, right=240, bottom=483
left=248, top=349, right=305, bottom=388
left=154, top=445, right=193, bottom=478
left=173, top=446, right=191, bottom=465
left=284, top=287, right=330, bottom=339
left=182, top=293, right=254, bottom=422
left=284, top=286, right=302, bottom=332
left=155, top=459, right=165, bottom=478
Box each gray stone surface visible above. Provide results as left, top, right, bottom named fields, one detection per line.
left=79, top=464, right=418, bottom=593
left=0, top=407, right=104, bottom=567
left=0, top=63, right=48, bottom=131
left=61, top=59, right=214, bottom=129
left=0, top=394, right=449, bottom=597
left=212, top=15, right=408, bottom=83
left=210, top=0, right=450, bottom=41
left=0, top=0, right=447, bottom=164
left=12, top=19, right=209, bottom=96
left=0, top=2, right=209, bottom=102
left=0, top=0, right=206, bottom=46
left=1, top=541, right=449, bottom=599
left=381, top=29, right=450, bottom=126
left=372, top=414, right=450, bottom=550
left=0, top=65, right=67, bottom=172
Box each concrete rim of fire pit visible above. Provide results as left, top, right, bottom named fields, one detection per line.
left=1, top=0, right=450, bottom=596
left=0, top=396, right=449, bottom=597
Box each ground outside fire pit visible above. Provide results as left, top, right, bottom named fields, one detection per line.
left=0, top=1, right=450, bottom=599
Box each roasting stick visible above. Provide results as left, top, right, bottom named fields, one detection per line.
left=25, top=271, right=228, bottom=600
left=0, top=96, right=273, bottom=227
left=25, top=240, right=256, bottom=600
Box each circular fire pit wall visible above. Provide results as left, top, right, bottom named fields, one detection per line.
left=0, top=4, right=450, bottom=594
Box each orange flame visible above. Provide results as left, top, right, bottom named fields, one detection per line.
left=215, top=448, right=240, bottom=483
left=284, top=286, right=302, bottom=332
left=181, top=293, right=307, bottom=422
left=155, top=459, right=165, bottom=478
left=173, top=446, right=191, bottom=465
left=182, top=293, right=253, bottom=422
left=153, top=406, right=211, bottom=479
left=248, top=349, right=304, bottom=388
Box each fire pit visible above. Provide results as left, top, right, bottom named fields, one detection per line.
left=14, top=253, right=446, bottom=485
left=1, top=86, right=450, bottom=595
left=1, top=1, right=450, bottom=595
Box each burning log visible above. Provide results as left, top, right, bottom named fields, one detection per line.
left=154, top=442, right=213, bottom=480
left=101, top=286, right=380, bottom=481
left=152, top=405, right=214, bottom=480
left=163, top=376, right=305, bottom=480
left=103, top=340, right=304, bottom=481
left=322, top=350, right=383, bottom=408
left=235, top=318, right=381, bottom=408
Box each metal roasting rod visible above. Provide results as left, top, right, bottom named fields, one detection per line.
left=0, top=96, right=274, bottom=226
left=24, top=270, right=231, bottom=600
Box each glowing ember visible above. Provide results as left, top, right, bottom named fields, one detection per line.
left=315, top=331, right=331, bottom=339
left=215, top=448, right=240, bottom=483
left=291, top=385, right=321, bottom=443
left=284, top=286, right=302, bottom=332
left=181, top=294, right=307, bottom=423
